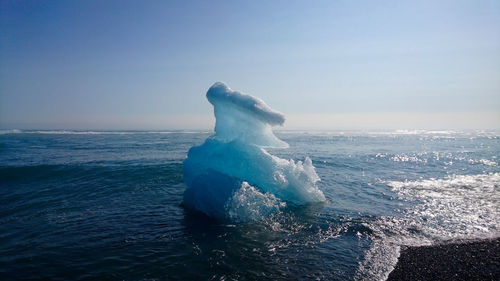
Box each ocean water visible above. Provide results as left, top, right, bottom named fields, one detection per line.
left=0, top=130, right=499, bottom=280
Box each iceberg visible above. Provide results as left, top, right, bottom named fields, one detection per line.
left=183, top=82, right=325, bottom=221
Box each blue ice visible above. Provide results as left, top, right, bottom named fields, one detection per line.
left=183, top=82, right=325, bottom=221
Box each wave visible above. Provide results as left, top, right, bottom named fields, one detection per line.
left=387, top=173, right=500, bottom=240
left=275, top=130, right=500, bottom=138
left=0, top=130, right=211, bottom=135
left=0, top=163, right=183, bottom=184
left=356, top=172, right=500, bottom=280
left=3, top=129, right=498, bottom=138
left=0, top=129, right=22, bottom=135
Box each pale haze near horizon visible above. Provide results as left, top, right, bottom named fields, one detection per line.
left=1, top=0, right=499, bottom=130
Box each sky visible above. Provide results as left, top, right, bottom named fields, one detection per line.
left=1, top=0, right=499, bottom=130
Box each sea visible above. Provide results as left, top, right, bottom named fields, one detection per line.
left=1, top=129, right=499, bottom=280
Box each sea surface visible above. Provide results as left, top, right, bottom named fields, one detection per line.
left=1, top=130, right=499, bottom=280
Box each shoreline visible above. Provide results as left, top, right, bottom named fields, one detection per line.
left=387, top=238, right=500, bottom=281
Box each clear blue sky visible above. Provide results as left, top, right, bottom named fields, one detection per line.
left=1, top=0, right=499, bottom=130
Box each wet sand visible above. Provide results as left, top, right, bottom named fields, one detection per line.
left=387, top=238, right=500, bottom=281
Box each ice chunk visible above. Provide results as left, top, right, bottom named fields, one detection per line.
left=207, top=82, right=287, bottom=148
left=183, top=82, right=325, bottom=221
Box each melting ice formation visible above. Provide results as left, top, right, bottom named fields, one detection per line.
left=183, top=82, right=325, bottom=221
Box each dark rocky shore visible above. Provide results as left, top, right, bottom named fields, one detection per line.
left=387, top=238, right=500, bottom=281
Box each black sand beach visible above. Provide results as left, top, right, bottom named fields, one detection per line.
left=387, top=238, right=500, bottom=281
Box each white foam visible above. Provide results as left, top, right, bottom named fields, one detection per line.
left=0, top=129, right=21, bottom=134
left=387, top=173, right=500, bottom=240
left=357, top=173, right=500, bottom=280
left=226, top=182, right=286, bottom=222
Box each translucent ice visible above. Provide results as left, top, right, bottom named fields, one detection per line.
left=183, top=82, right=325, bottom=221
left=207, top=82, right=288, bottom=148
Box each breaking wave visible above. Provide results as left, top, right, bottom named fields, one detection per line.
left=357, top=172, right=500, bottom=280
